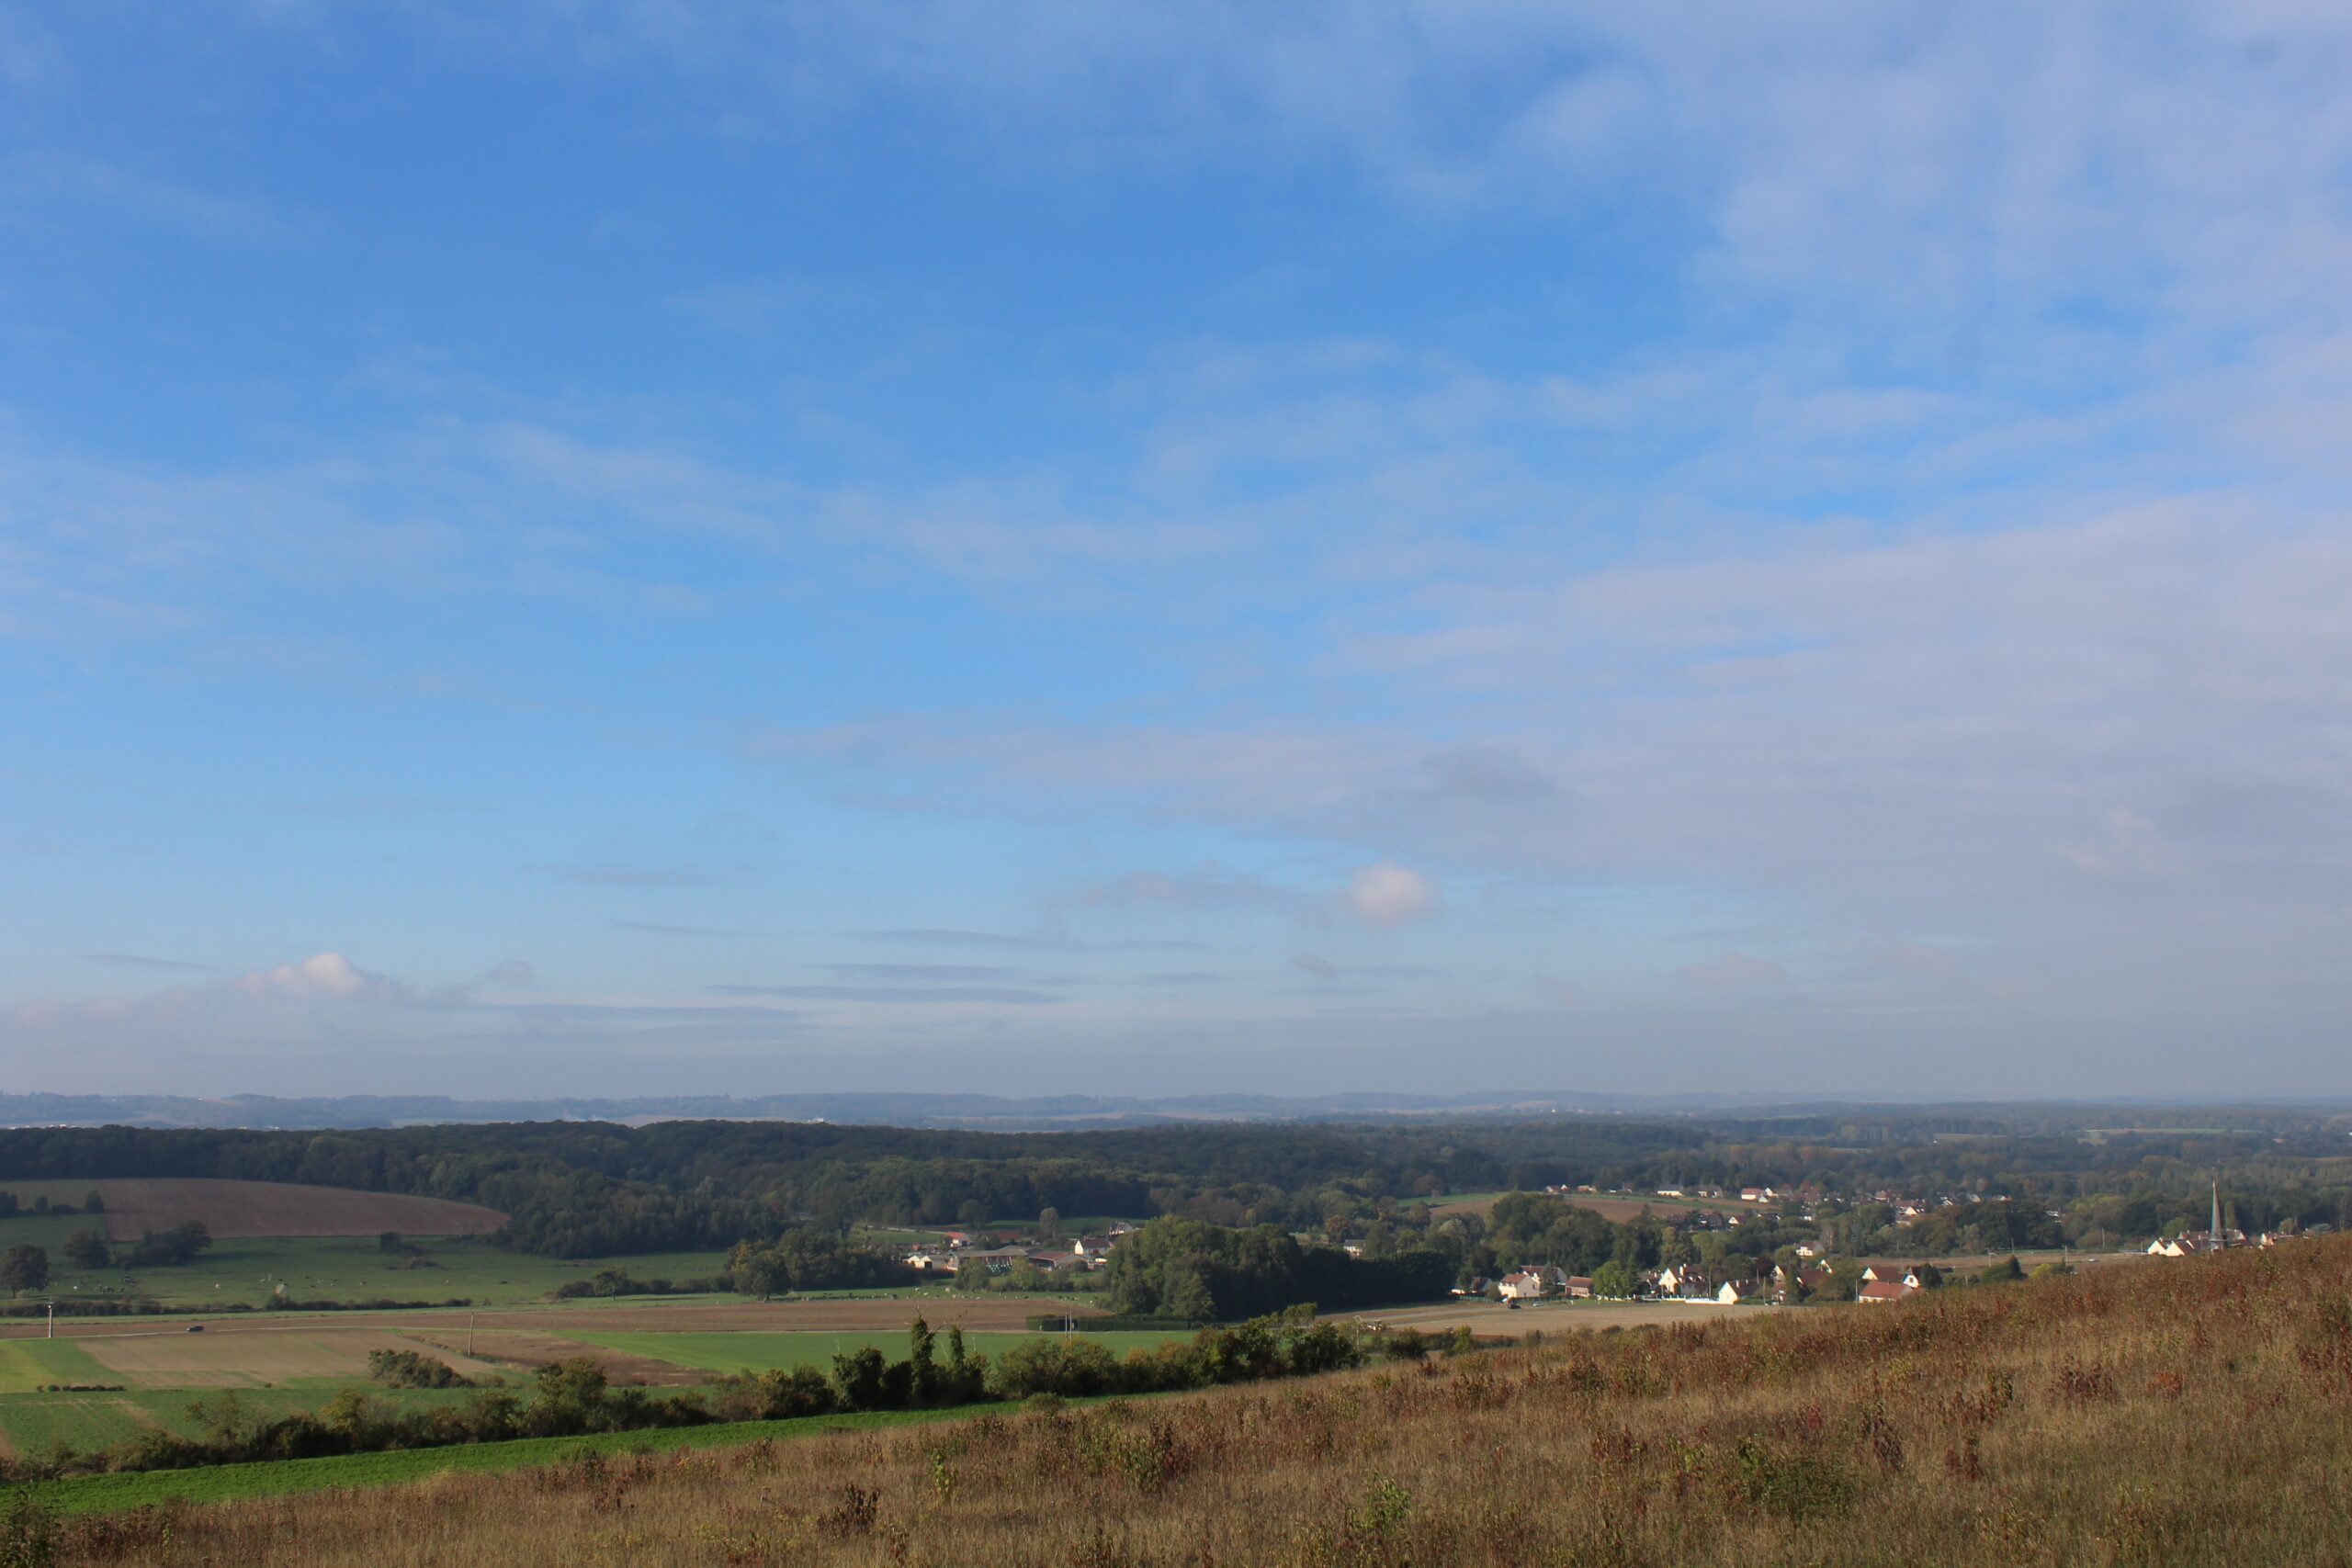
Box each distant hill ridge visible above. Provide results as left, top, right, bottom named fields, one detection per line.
left=0, top=1089, right=1806, bottom=1131
left=2, top=1089, right=2344, bottom=1133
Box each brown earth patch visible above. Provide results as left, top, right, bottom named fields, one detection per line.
left=78, top=1326, right=509, bottom=1389
left=85, top=1179, right=505, bottom=1242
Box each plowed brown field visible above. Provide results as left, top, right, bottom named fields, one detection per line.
left=83, top=1179, right=505, bottom=1241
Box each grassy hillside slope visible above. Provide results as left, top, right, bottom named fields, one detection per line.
left=19, top=1237, right=2352, bottom=1565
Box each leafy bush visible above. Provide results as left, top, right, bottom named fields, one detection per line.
left=124, top=1222, right=210, bottom=1268
left=366, top=1348, right=470, bottom=1389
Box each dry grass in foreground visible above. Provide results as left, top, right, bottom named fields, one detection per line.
left=43, top=1237, right=2352, bottom=1566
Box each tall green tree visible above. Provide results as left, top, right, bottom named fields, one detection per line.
left=62, top=1228, right=110, bottom=1269
left=0, top=1244, right=46, bottom=1293
left=1590, top=1259, right=1636, bottom=1299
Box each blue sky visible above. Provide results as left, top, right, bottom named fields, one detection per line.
left=4, top=4, right=2349, bottom=1099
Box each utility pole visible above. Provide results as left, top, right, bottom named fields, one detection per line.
left=45, top=1301, right=54, bottom=1339
left=468, top=1312, right=477, bottom=1357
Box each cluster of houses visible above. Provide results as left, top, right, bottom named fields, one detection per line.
left=1462, top=1259, right=1928, bottom=1306
left=2139, top=1181, right=2330, bottom=1258
left=899, top=1222, right=1134, bottom=1277
left=2141, top=1224, right=2325, bottom=1258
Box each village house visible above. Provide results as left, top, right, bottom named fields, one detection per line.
left=2147, top=1229, right=2243, bottom=1258
left=1714, top=1280, right=1764, bottom=1304
left=1654, top=1264, right=1709, bottom=1298
left=1563, top=1275, right=1594, bottom=1299
left=1498, top=1269, right=1550, bottom=1301
left=1857, top=1279, right=1918, bottom=1304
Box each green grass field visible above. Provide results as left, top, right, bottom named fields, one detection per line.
left=17, top=1236, right=738, bottom=1310
left=0, top=1339, right=112, bottom=1393
left=0, top=1384, right=492, bottom=1458
left=564, top=1328, right=1184, bottom=1376
left=0, top=1212, right=103, bottom=1258
left=24, top=1402, right=1031, bottom=1516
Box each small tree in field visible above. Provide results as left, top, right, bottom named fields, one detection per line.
left=0, top=1244, right=47, bottom=1294
left=62, top=1228, right=111, bottom=1269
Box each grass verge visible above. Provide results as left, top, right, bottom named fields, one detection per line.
left=17, top=1402, right=1025, bottom=1516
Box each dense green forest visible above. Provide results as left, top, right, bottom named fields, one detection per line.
left=0, top=1110, right=2346, bottom=1261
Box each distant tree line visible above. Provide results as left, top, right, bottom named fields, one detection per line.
left=3, top=1114, right=2348, bottom=1262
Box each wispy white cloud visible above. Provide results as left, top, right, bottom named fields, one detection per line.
left=232, top=952, right=389, bottom=1001
left=1344, top=863, right=1437, bottom=928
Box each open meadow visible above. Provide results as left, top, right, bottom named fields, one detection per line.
left=16, top=1235, right=2346, bottom=1566
left=0, top=1292, right=1130, bottom=1457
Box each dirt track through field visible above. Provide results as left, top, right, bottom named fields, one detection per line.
left=85, top=1179, right=505, bottom=1241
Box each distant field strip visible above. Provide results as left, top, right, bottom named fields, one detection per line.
left=80, top=1326, right=508, bottom=1389
left=71, top=1179, right=508, bottom=1241
left=561, top=1329, right=1186, bottom=1376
